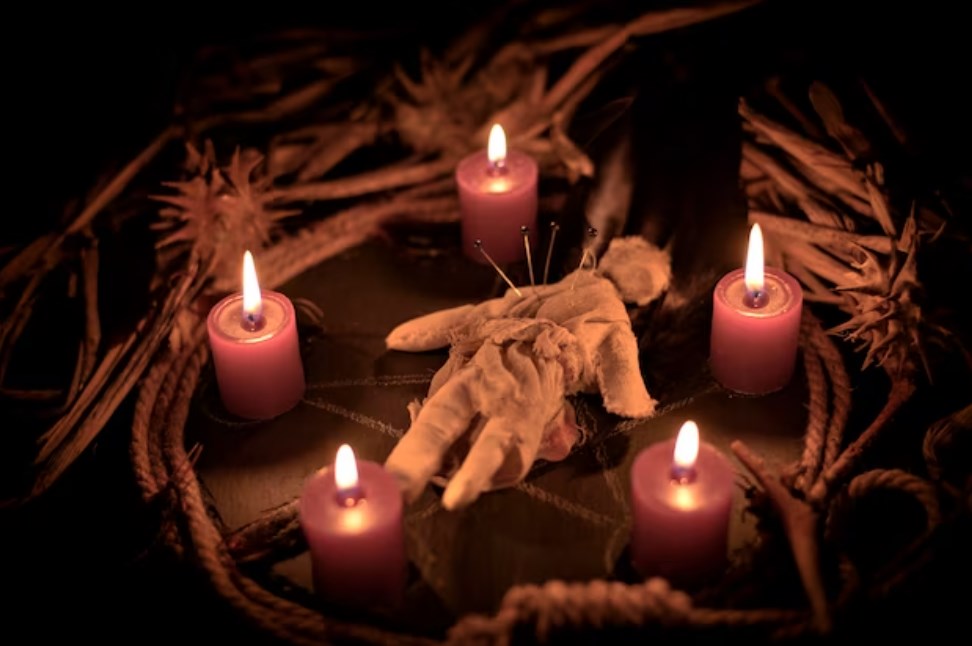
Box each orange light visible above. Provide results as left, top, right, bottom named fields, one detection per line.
left=673, top=420, right=700, bottom=472
left=242, top=250, right=262, bottom=317
left=744, top=224, right=764, bottom=294
left=487, top=124, right=507, bottom=166
left=334, top=444, right=359, bottom=492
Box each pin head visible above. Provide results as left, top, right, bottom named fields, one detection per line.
left=520, top=226, right=529, bottom=235
left=474, top=239, right=483, bottom=250
left=586, top=226, right=599, bottom=239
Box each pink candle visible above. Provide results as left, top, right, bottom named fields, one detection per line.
left=630, top=421, right=734, bottom=587
left=710, top=224, right=803, bottom=394
left=456, top=124, right=538, bottom=264
left=300, top=444, right=406, bottom=607
left=206, top=251, right=305, bottom=419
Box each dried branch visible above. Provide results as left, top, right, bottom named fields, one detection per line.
left=749, top=211, right=892, bottom=254
left=22, top=268, right=206, bottom=503
left=732, top=440, right=830, bottom=633
left=741, top=100, right=870, bottom=208
left=78, top=240, right=102, bottom=387
left=271, top=158, right=456, bottom=203
left=859, top=79, right=909, bottom=149
left=192, top=76, right=355, bottom=133
left=809, top=379, right=916, bottom=504
left=69, top=126, right=184, bottom=236
left=226, top=499, right=303, bottom=565
left=259, top=195, right=458, bottom=289
left=541, top=0, right=763, bottom=115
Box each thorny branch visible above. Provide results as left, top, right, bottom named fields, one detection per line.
left=2, top=1, right=762, bottom=504
left=739, top=76, right=965, bottom=635
left=2, top=5, right=965, bottom=642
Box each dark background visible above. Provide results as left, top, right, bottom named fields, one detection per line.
left=5, top=1, right=971, bottom=643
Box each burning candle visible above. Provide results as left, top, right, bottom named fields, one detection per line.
left=206, top=251, right=305, bottom=419
left=299, top=444, right=406, bottom=607
left=710, top=224, right=803, bottom=394
left=456, top=124, right=538, bottom=264
left=630, top=421, right=734, bottom=587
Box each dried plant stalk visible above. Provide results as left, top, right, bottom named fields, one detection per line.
left=733, top=440, right=830, bottom=632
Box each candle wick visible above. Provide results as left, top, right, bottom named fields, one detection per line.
left=670, top=464, right=697, bottom=485
left=744, top=289, right=769, bottom=309
left=542, top=222, right=560, bottom=285
left=521, top=226, right=535, bottom=288
left=488, top=159, right=507, bottom=175
left=241, top=311, right=266, bottom=332
left=335, top=485, right=365, bottom=507
left=475, top=239, right=523, bottom=297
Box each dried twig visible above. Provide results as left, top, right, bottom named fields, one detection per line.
left=750, top=211, right=892, bottom=254
left=732, top=440, right=830, bottom=633
left=809, top=379, right=916, bottom=504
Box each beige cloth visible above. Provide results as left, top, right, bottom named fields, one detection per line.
left=385, top=236, right=670, bottom=509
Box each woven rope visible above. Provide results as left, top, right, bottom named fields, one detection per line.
left=447, top=578, right=806, bottom=645
left=810, top=379, right=916, bottom=504
left=128, top=307, right=817, bottom=644
left=795, top=316, right=828, bottom=493
left=793, top=313, right=852, bottom=497
left=848, top=468, right=941, bottom=532
left=131, top=318, right=435, bottom=646
left=830, top=466, right=944, bottom=598
left=923, top=403, right=971, bottom=495
left=126, top=295, right=948, bottom=644
left=809, top=318, right=851, bottom=472
left=131, top=354, right=173, bottom=498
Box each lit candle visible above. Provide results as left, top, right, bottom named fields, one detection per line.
left=206, top=251, right=305, bottom=419
left=710, top=224, right=803, bottom=394
left=299, top=444, right=406, bottom=607
left=630, top=421, right=734, bottom=587
left=456, top=123, right=538, bottom=264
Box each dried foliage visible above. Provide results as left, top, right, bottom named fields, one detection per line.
left=1, top=0, right=761, bottom=504
left=153, top=144, right=297, bottom=289
left=741, top=89, right=950, bottom=380
left=2, top=3, right=969, bottom=644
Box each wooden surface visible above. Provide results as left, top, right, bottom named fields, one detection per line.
left=192, top=238, right=808, bottom=634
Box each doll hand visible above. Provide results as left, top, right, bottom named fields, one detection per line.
left=385, top=319, right=582, bottom=509
left=383, top=236, right=671, bottom=508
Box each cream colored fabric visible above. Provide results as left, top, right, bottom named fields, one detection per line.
left=385, top=236, right=670, bottom=509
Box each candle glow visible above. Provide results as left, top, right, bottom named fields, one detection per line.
left=671, top=420, right=700, bottom=483
left=710, top=220, right=803, bottom=393
left=300, top=447, right=406, bottom=606
left=334, top=444, right=364, bottom=506
left=744, top=224, right=765, bottom=295
left=207, top=249, right=304, bottom=419
left=630, top=419, right=734, bottom=584
left=335, top=444, right=359, bottom=493
left=673, top=421, right=700, bottom=472
left=487, top=123, right=507, bottom=167
left=457, top=121, right=538, bottom=263
left=242, top=250, right=263, bottom=321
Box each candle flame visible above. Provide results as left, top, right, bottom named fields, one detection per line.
left=334, top=444, right=359, bottom=492
left=242, top=250, right=262, bottom=316
left=745, top=224, right=764, bottom=294
left=673, top=420, right=700, bottom=471
left=487, top=123, right=507, bottom=165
